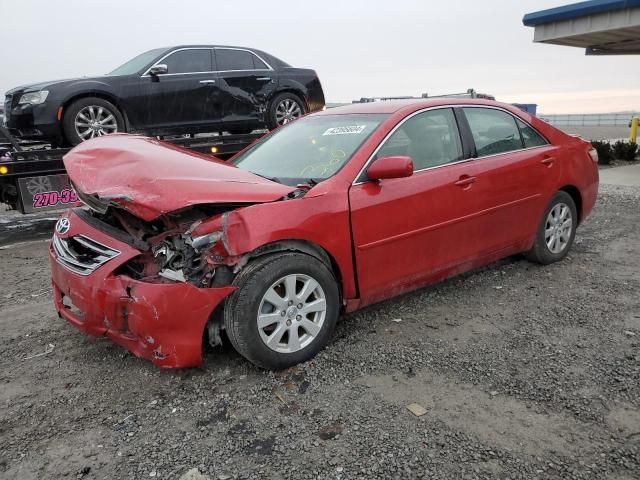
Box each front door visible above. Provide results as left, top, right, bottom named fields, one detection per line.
left=348, top=108, right=487, bottom=305
left=137, top=48, right=220, bottom=133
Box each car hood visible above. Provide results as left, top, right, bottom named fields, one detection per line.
left=64, top=134, right=297, bottom=221
left=6, top=75, right=124, bottom=95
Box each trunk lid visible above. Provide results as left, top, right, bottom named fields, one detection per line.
left=64, top=134, right=295, bottom=221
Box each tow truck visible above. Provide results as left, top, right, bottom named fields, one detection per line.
left=0, top=126, right=263, bottom=214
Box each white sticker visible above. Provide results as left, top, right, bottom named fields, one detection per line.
left=322, top=125, right=367, bottom=136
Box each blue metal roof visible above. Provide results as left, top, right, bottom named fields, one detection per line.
left=523, top=0, right=640, bottom=26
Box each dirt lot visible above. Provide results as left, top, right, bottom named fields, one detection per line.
left=0, top=184, right=639, bottom=480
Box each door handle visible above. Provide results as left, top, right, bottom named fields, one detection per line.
left=256, top=77, right=271, bottom=81
left=199, top=79, right=216, bottom=84
left=541, top=156, right=555, bottom=166
left=454, top=175, right=476, bottom=188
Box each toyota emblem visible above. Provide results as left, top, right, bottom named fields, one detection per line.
left=56, top=217, right=71, bottom=235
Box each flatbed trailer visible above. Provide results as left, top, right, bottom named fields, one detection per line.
left=0, top=127, right=263, bottom=214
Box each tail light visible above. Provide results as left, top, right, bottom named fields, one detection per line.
left=588, top=147, right=599, bottom=163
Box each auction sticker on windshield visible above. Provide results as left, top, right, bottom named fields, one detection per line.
left=322, top=125, right=367, bottom=136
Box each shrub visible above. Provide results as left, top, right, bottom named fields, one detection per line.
left=612, top=140, right=638, bottom=162
left=591, top=141, right=613, bottom=165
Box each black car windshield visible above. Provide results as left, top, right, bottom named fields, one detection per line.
left=107, top=48, right=167, bottom=76
left=232, top=114, right=388, bottom=185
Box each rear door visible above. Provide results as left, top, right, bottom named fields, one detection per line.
left=137, top=48, right=219, bottom=131
left=349, top=108, right=489, bottom=304
left=213, top=48, right=277, bottom=125
left=461, top=107, right=559, bottom=251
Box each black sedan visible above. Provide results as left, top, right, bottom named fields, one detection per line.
left=4, top=45, right=325, bottom=146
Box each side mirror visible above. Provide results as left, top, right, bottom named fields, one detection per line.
left=148, top=64, right=168, bottom=76
left=367, top=156, right=413, bottom=181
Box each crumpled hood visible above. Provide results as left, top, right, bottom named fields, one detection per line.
left=64, top=134, right=296, bottom=221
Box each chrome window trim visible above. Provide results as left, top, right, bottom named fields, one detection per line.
left=142, top=47, right=275, bottom=77
left=352, top=104, right=551, bottom=185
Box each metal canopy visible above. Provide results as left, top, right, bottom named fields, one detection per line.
left=523, top=0, right=640, bottom=54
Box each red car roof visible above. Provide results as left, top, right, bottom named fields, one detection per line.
left=316, top=99, right=519, bottom=116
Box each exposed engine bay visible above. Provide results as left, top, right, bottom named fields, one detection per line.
left=80, top=203, right=242, bottom=288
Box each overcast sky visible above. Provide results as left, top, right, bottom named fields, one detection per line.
left=1, top=0, right=639, bottom=114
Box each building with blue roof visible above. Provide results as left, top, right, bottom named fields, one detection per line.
left=523, top=0, right=640, bottom=54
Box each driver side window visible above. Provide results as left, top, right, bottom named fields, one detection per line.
left=162, top=49, right=212, bottom=74
left=374, top=108, right=463, bottom=171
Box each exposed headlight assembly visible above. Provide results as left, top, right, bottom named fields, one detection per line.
left=18, top=90, right=49, bottom=105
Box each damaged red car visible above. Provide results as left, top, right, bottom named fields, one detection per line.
left=50, top=99, right=599, bottom=369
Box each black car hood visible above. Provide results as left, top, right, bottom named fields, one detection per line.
left=6, top=76, right=124, bottom=95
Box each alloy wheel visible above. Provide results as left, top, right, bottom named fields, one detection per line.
left=74, top=105, right=118, bottom=140
left=545, top=202, right=573, bottom=254
left=275, top=99, right=302, bottom=125
left=257, top=273, right=327, bottom=353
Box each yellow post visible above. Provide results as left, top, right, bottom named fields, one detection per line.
left=630, top=116, right=639, bottom=143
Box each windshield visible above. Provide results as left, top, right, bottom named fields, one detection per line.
left=232, top=114, right=388, bottom=185
left=107, top=48, right=167, bottom=76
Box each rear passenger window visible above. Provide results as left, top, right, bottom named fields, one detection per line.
left=162, top=49, right=212, bottom=74
left=516, top=118, right=548, bottom=148
left=216, top=49, right=267, bottom=71
left=374, top=108, right=463, bottom=171
left=463, top=108, right=524, bottom=156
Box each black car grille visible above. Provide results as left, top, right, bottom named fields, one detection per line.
left=52, top=234, right=120, bottom=275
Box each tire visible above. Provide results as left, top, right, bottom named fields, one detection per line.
left=266, top=92, right=306, bottom=130
left=62, top=97, right=124, bottom=146
left=525, top=191, right=577, bottom=265
left=224, top=252, right=339, bottom=369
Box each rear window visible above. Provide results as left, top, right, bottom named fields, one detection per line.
left=463, top=107, right=523, bottom=156
left=216, top=49, right=268, bottom=71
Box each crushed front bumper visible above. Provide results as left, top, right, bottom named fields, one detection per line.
left=49, top=209, right=235, bottom=368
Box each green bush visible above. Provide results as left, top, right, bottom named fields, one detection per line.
left=591, top=141, right=613, bottom=165
left=612, top=140, right=638, bottom=162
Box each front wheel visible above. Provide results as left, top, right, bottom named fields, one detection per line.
left=266, top=93, right=305, bottom=130
left=525, top=191, right=577, bottom=264
left=62, top=97, right=124, bottom=146
left=223, top=253, right=339, bottom=369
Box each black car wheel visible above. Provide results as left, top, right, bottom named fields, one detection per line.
left=525, top=191, right=577, bottom=265
left=267, top=93, right=305, bottom=130
left=223, top=252, right=339, bottom=370
left=62, top=97, right=124, bottom=146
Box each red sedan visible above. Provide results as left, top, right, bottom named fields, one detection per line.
left=50, top=99, right=599, bottom=369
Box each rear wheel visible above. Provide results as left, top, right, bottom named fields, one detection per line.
left=525, top=191, right=577, bottom=264
left=266, top=92, right=305, bottom=130
left=62, top=97, right=124, bottom=146
left=223, top=253, right=339, bottom=369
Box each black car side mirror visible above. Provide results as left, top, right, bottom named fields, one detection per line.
left=148, top=64, right=168, bottom=76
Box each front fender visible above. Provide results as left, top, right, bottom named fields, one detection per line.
left=193, top=190, right=357, bottom=301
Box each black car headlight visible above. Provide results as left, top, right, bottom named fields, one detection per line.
left=18, top=90, right=49, bottom=105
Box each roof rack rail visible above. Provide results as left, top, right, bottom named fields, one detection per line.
left=353, top=88, right=495, bottom=103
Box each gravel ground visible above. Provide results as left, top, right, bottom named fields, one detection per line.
left=0, top=184, right=639, bottom=480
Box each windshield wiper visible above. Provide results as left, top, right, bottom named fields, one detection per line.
left=303, top=178, right=320, bottom=187
left=252, top=172, right=280, bottom=184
